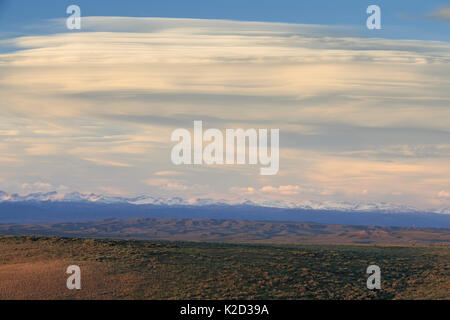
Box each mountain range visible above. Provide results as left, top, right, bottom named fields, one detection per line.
left=0, top=190, right=449, bottom=228
left=1, top=190, right=449, bottom=214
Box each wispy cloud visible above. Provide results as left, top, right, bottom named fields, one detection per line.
left=154, top=171, right=183, bottom=176
left=438, top=190, right=450, bottom=199
left=82, top=157, right=133, bottom=167
left=428, top=6, right=450, bottom=21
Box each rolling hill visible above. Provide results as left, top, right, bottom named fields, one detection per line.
left=0, top=217, right=448, bottom=245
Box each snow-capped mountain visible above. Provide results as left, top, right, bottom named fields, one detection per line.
left=0, top=190, right=447, bottom=214
left=235, top=198, right=425, bottom=213
left=433, top=207, right=450, bottom=215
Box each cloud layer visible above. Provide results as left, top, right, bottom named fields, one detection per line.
left=0, top=17, right=449, bottom=209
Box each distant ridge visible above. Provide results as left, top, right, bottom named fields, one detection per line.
left=0, top=218, right=448, bottom=245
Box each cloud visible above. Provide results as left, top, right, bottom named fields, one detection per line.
left=41, top=16, right=356, bottom=38
left=239, top=187, right=256, bottom=194
left=143, top=178, right=191, bottom=191
left=337, top=144, right=450, bottom=159
left=232, top=185, right=300, bottom=196
left=25, top=144, right=59, bottom=155
left=429, top=6, right=450, bottom=21
left=0, top=17, right=449, bottom=209
left=21, top=182, right=52, bottom=190
left=438, top=190, right=450, bottom=199
left=1, top=17, right=449, bottom=134
left=260, top=185, right=300, bottom=195
left=82, top=157, right=132, bottom=167
left=154, top=170, right=183, bottom=176
left=96, top=186, right=127, bottom=195
left=0, top=156, right=19, bottom=163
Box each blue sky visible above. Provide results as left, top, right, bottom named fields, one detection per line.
left=0, top=0, right=449, bottom=40
left=0, top=1, right=449, bottom=210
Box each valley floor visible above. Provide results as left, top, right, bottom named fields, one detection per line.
left=0, top=236, right=448, bottom=299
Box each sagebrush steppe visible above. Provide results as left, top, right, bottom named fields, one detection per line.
left=0, top=236, right=448, bottom=299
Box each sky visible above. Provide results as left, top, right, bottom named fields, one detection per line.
left=0, top=1, right=449, bottom=210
